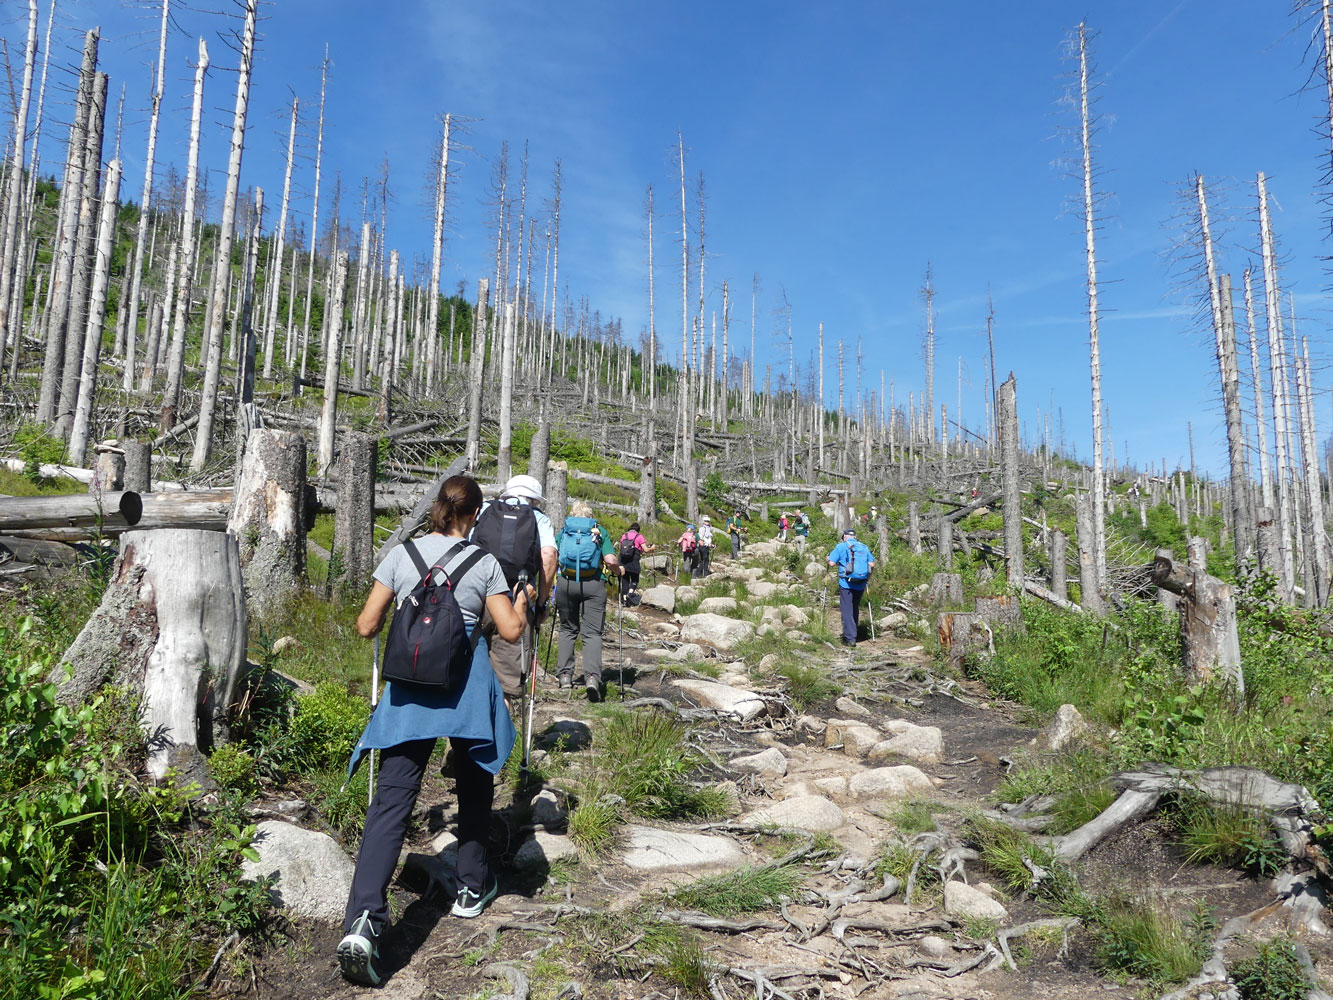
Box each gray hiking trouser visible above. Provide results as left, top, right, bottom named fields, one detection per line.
left=556, top=577, right=606, bottom=684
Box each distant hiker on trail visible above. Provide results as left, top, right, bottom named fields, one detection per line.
left=555, top=500, right=624, bottom=702
left=778, top=512, right=790, bottom=542
left=617, top=522, right=655, bottom=606
left=793, top=509, right=810, bottom=549
left=726, top=510, right=745, bottom=558
left=470, top=474, right=557, bottom=702
left=677, top=523, right=698, bottom=575
left=696, top=515, right=715, bottom=577
left=339, top=475, right=534, bottom=986
left=827, top=527, right=875, bottom=648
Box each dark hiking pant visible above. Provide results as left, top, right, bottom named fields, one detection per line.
left=697, top=545, right=711, bottom=576
left=556, top=578, right=606, bottom=685
left=730, top=532, right=741, bottom=558
left=839, top=586, right=865, bottom=644
left=344, top=736, right=493, bottom=935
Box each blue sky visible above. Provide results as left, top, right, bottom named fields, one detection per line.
left=10, top=0, right=1333, bottom=477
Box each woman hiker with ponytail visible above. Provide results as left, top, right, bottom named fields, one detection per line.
left=337, top=475, right=535, bottom=987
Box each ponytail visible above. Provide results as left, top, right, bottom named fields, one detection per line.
left=428, top=475, right=483, bottom=535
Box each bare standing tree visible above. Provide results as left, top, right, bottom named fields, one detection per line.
left=160, top=39, right=208, bottom=430
left=424, top=114, right=450, bottom=396
left=120, top=0, right=169, bottom=391
left=299, top=48, right=329, bottom=381
left=262, top=94, right=298, bottom=378
left=0, top=0, right=38, bottom=380
left=192, top=0, right=258, bottom=471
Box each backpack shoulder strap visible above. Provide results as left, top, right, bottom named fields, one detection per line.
left=442, top=542, right=488, bottom=588
left=403, top=538, right=430, bottom=581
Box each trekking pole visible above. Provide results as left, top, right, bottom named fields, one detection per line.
left=368, top=634, right=380, bottom=806
left=516, top=572, right=533, bottom=783
left=617, top=573, right=625, bottom=700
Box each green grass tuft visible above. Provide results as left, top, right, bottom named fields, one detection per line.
left=1171, top=796, right=1286, bottom=877
left=669, top=862, right=806, bottom=916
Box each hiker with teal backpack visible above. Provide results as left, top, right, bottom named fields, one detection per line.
left=826, top=527, right=875, bottom=648
left=554, top=500, right=624, bottom=701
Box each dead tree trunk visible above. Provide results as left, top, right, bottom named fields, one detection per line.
left=316, top=251, right=349, bottom=474
left=464, top=278, right=488, bottom=471
left=526, top=410, right=550, bottom=493
left=1153, top=541, right=1243, bottom=694
left=998, top=373, right=1022, bottom=588
left=57, top=528, right=247, bottom=783
left=1050, top=529, right=1067, bottom=601
left=123, top=440, right=151, bottom=492
left=496, top=302, right=517, bottom=481
left=331, top=432, right=376, bottom=598
left=191, top=0, right=258, bottom=471
left=907, top=500, right=922, bottom=555
left=547, top=461, right=567, bottom=534
left=638, top=442, right=657, bottom=525
left=1076, top=491, right=1104, bottom=616
left=227, top=428, right=306, bottom=609
left=927, top=572, right=963, bottom=605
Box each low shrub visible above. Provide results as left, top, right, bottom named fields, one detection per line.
left=288, top=681, right=371, bottom=771
left=1230, top=936, right=1310, bottom=1000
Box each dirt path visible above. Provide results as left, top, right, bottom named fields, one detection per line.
left=223, top=545, right=1330, bottom=1000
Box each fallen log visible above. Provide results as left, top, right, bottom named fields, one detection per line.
left=0, top=536, right=80, bottom=566
left=1022, top=580, right=1083, bottom=613
left=0, top=490, right=142, bottom=531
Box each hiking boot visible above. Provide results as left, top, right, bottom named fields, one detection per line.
left=558, top=673, right=573, bottom=690
left=841, top=638, right=856, bottom=648
left=452, top=875, right=499, bottom=919
left=337, top=910, right=382, bottom=986
left=586, top=679, right=603, bottom=703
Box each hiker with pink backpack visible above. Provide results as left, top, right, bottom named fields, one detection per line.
left=617, top=522, right=656, bottom=606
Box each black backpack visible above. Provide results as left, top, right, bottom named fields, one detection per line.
left=471, top=500, right=542, bottom=589
left=382, top=540, right=486, bottom=690
left=618, top=531, right=639, bottom=563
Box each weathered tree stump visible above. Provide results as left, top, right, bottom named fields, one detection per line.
left=937, top=611, right=994, bottom=668
left=975, top=593, right=1023, bottom=634
left=876, top=513, right=890, bottom=564
left=907, top=501, right=922, bottom=555
left=638, top=443, right=657, bottom=525
left=228, top=428, right=307, bottom=609
left=122, top=440, right=152, bottom=493
left=547, top=461, right=568, bottom=533
left=927, top=571, right=963, bottom=605
left=331, top=432, right=376, bottom=597
left=527, top=414, right=550, bottom=493
left=1076, top=491, right=1104, bottom=616
left=94, top=442, right=125, bottom=491
left=936, top=518, right=954, bottom=570
left=1152, top=539, right=1243, bottom=693
left=1050, top=529, right=1067, bottom=600
left=57, top=528, right=247, bottom=782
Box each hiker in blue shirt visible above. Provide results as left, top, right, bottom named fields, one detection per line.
left=827, top=528, right=875, bottom=647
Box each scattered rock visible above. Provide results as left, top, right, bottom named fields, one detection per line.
left=919, top=935, right=951, bottom=958
left=758, top=654, right=780, bottom=671
left=944, top=881, right=1008, bottom=921
left=671, top=679, right=767, bottom=721
left=748, top=581, right=781, bottom=599
left=647, top=621, right=681, bottom=639
left=643, top=649, right=673, bottom=661
left=803, top=561, right=825, bottom=579
left=698, top=596, right=738, bottom=613
left=1044, top=704, right=1089, bottom=751
left=719, top=671, right=750, bottom=687
left=240, top=820, right=354, bottom=924
left=272, top=635, right=299, bottom=656
left=640, top=585, right=676, bottom=613
left=741, top=794, right=845, bottom=832
left=785, top=629, right=805, bottom=641
left=248, top=798, right=308, bottom=822
left=746, top=540, right=782, bottom=559
left=668, top=643, right=707, bottom=662
left=675, top=585, right=700, bottom=605
left=835, top=696, right=871, bottom=719
left=757, top=622, right=779, bottom=638
left=847, top=766, right=935, bottom=801
left=622, top=825, right=746, bottom=871
left=760, top=606, right=784, bottom=623
left=513, top=830, right=579, bottom=871
left=795, top=715, right=825, bottom=736
left=812, top=775, right=849, bottom=798
left=877, top=612, right=908, bottom=630
left=530, top=789, right=567, bottom=827
left=680, top=613, right=756, bottom=650
left=780, top=604, right=810, bottom=626
left=869, top=726, right=945, bottom=765
left=729, top=747, right=788, bottom=778
left=825, top=719, right=883, bottom=758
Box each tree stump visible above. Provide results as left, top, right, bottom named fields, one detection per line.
left=927, top=572, right=963, bottom=605
left=527, top=415, right=550, bottom=494
left=1152, top=541, right=1243, bottom=694
left=1076, top=491, right=1104, bottom=616
left=876, top=513, right=890, bottom=564
left=123, top=440, right=152, bottom=492
left=331, top=432, right=376, bottom=598
left=975, top=594, right=1023, bottom=634
left=638, top=443, right=657, bottom=525
left=57, top=529, right=247, bottom=782
left=228, top=428, right=307, bottom=609
left=547, top=461, right=568, bottom=534
left=94, top=442, right=125, bottom=491
left=907, top=501, right=922, bottom=555
left=936, top=518, right=954, bottom=570
left=937, top=611, right=994, bottom=668
left=1050, top=529, right=1068, bottom=600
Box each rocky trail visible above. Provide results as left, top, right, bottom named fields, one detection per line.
left=225, top=541, right=1333, bottom=1000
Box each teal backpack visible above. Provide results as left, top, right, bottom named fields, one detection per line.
left=558, top=517, right=603, bottom=573
left=846, top=541, right=872, bottom=583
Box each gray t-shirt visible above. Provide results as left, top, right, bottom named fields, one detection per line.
left=374, top=534, right=508, bottom=628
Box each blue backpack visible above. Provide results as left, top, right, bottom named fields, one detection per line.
left=845, top=541, right=872, bottom=584
left=558, top=516, right=603, bottom=573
